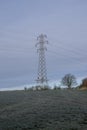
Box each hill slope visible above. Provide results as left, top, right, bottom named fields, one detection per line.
left=0, top=90, right=87, bottom=130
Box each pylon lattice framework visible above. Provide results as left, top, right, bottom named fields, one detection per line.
left=35, top=34, right=48, bottom=86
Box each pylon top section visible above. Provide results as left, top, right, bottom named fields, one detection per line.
left=35, top=34, right=48, bottom=51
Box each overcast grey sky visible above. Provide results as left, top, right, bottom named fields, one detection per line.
left=0, top=0, right=87, bottom=89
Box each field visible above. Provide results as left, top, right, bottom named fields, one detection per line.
left=0, top=89, right=87, bottom=130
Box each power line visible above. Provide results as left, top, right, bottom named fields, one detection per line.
left=47, top=49, right=87, bottom=66
left=0, top=47, right=34, bottom=53
left=49, top=40, right=87, bottom=57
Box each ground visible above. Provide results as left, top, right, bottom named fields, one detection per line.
left=0, top=89, right=87, bottom=130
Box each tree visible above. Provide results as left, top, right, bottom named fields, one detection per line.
left=79, top=78, right=87, bottom=89
left=61, top=74, right=77, bottom=89
left=82, top=78, right=87, bottom=87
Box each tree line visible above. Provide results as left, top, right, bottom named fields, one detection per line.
left=61, top=73, right=87, bottom=89
left=24, top=74, right=87, bottom=91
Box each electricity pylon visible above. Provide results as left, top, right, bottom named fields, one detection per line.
left=35, top=34, right=48, bottom=87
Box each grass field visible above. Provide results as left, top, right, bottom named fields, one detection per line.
left=0, top=89, right=87, bottom=130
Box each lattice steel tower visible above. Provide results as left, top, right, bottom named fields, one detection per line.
left=35, top=34, right=48, bottom=86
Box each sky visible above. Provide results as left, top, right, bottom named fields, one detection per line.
left=0, top=0, right=87, bottom=89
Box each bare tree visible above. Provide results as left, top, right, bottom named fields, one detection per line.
left=61, top=74, right=77, bottom=89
